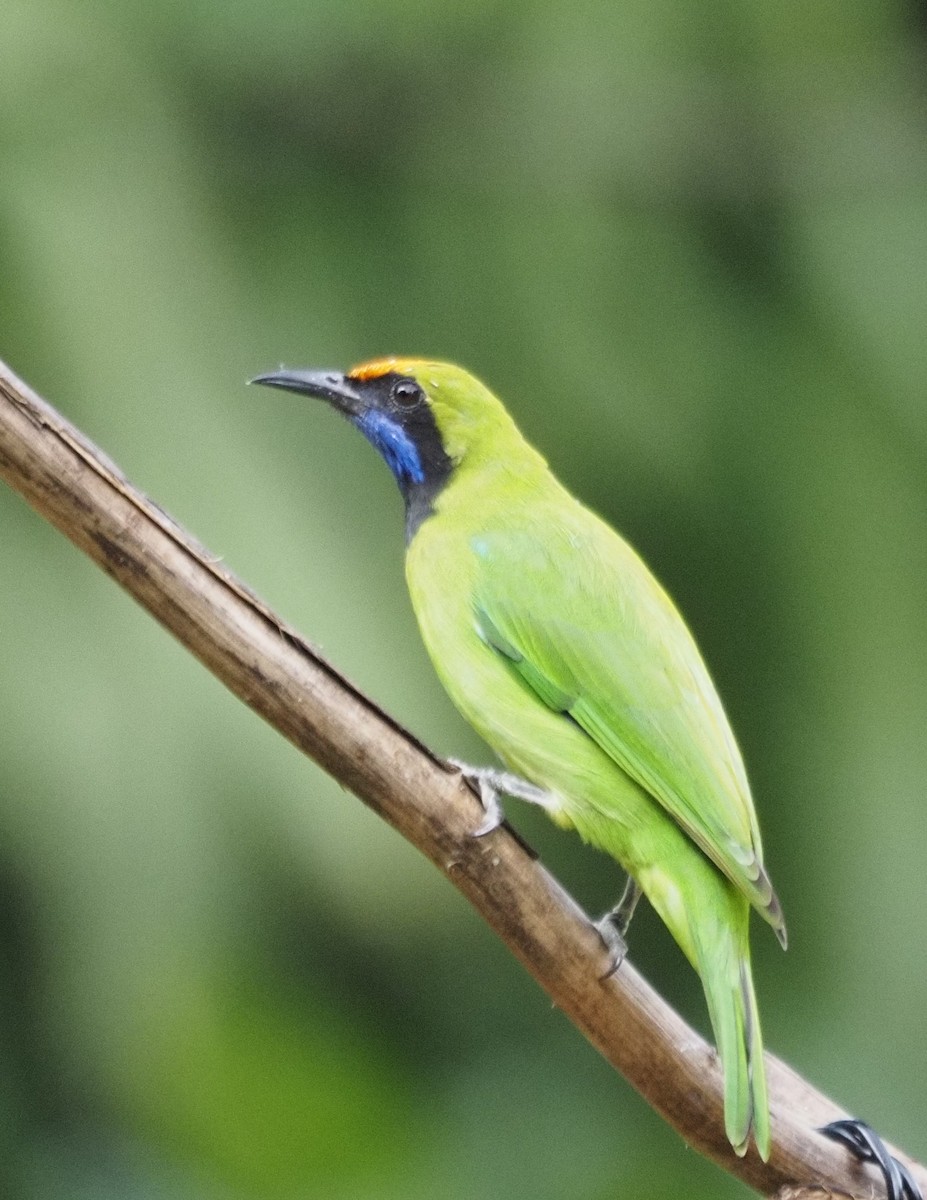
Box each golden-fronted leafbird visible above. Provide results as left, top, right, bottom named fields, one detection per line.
left=253, top=358, right=785, bottom=1160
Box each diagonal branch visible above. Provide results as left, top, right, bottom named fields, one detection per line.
left=0, top=357, right=920, bottom=1198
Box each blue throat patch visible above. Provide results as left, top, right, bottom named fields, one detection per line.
left=354, top=409, right=425, bottom=486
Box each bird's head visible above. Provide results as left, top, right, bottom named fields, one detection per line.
left=251, top=357, right=527, bottom=537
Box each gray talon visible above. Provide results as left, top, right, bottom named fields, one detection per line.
left=450, top=759, right=507, bottom=836
left=596, top=878, right=643, bottom=977
left=449, top=758, right=561, bottom=836
left=472, top=777, right=505, bottom=836
left=595, top=916, right=629, bottom=979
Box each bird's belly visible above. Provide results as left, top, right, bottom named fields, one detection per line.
left=405, top=525, right=696, bottom=876
left=416, top=599, right=666, bottom=864
left=405, top=530, right=727, bottom=896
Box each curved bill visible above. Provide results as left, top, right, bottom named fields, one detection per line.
left=249, top=369, right=365, bottom=415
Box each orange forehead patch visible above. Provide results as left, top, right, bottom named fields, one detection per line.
left=349, top=356, right=418, bottom=381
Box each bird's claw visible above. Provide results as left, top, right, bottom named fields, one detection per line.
left=594, top=876, right=643, bottom=978
left=472, top=782, right=505, bottom=837
left=595, top=914, right=629, bottom=979
left=448, top=759, right=505, bottom=837
left=820, top=1118, right=923, bottom=1200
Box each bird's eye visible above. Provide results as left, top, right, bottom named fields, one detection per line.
left=392, top=379, right=423, bottom=407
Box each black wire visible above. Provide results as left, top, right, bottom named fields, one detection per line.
left=820, top=1118, right=922, bottom=1200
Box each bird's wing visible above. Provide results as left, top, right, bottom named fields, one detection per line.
left=471, top=521, right=784, bottom=938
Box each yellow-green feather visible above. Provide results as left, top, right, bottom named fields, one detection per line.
left=393, top=360, right=778, bottom=1159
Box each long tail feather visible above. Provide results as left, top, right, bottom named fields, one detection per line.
left=635, top=861, right=771, bottom=1159
left=740, top=953, right=770, bottom=1160
left=695, top=918, right=770, bottom=1160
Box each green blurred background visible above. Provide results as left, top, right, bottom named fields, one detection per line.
left=2, top=2, right=927, bottom=1196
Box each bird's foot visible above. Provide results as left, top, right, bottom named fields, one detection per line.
left=820, top=1118, right=923, bottom=1200
left=595, top=877, right=642, bottom=978
left=595, top=915, right=629, bottom=979
left=448, top=760, right=553, bottom=837
left=605, top=877, right=643, bottom=940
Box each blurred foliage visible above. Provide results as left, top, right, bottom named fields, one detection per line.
left=2, top=1, right=927, bottom=1196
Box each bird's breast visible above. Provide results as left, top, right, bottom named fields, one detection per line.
left=404, top=520, right=624, bottom=829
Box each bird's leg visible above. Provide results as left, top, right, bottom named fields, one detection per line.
left=452, top=759, right=641, bottom=978
left=601, top=876, right=643, bottom=939
left=596, top=877, right=643, bottom=977
left=448, top=760, right=558, bottom=837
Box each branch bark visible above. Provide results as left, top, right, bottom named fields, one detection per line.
left=0, top=357, right=920, bottom=1198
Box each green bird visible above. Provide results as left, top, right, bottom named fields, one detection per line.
left=253, top=357, right=785, bottom=1160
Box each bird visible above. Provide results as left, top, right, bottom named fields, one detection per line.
left=252, top=357, right=785, bottom=1160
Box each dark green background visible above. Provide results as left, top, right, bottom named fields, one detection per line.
left=2, top=3, right=926, bottom=1196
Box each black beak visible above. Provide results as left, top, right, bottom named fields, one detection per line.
left=249, top=369, right=365, bottom=416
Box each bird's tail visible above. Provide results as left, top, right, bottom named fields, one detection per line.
left=694, top=915, right=770, bottom=1161
left=637, top=855, right=771, bottom=1159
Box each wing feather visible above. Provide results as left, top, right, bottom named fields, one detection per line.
left=472, top=519, right=785, bottom=940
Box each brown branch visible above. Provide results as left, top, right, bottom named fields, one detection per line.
left=0, top=356, right=920, bottom=1198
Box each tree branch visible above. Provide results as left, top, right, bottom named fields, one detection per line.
left=0, top=357, right=920, bottom=1197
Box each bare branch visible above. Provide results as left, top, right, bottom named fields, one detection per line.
left=0, top=357, right=920, bottom=1197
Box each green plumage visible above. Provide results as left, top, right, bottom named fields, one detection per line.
left=255, top=356, right=784, bottom=1160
